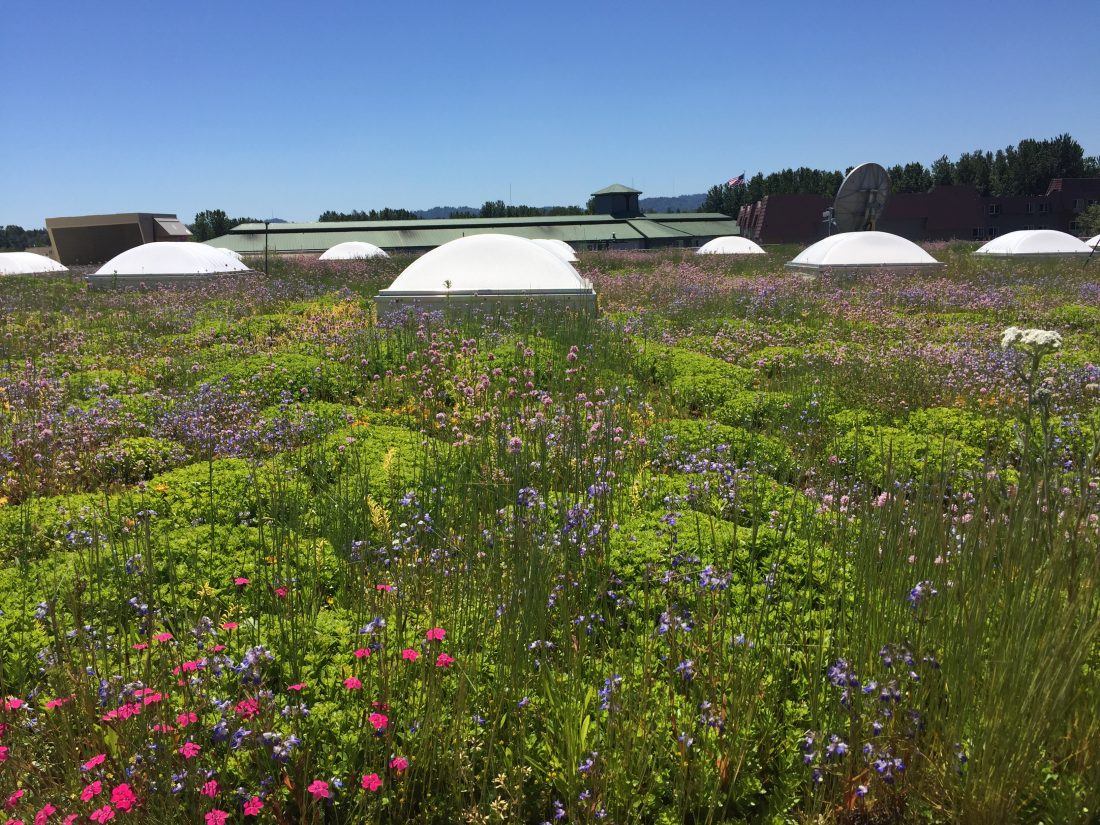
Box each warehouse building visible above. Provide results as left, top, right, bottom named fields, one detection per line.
left=206, top=185, right=740, bottom=256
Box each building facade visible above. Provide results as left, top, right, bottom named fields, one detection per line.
left=737, top=178, right=1100, bottom=244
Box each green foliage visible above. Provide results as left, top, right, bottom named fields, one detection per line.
left=187, top=209, right=259, bottom=241
left=93, top=436, right=189, bottom=484
left=635, top=344, right=754, bottom=413
left=653, top=418, right=793, bottom=477
left=1077, top=203, right=1100, bottom=236
left=0, top=224, right=50, bottom=250
left=318, top=208, right=420, bottom=222
left=205, top=352, right=360, bottom=404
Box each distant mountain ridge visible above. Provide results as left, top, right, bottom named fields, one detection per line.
left=409, top=193, right=706, bottom=220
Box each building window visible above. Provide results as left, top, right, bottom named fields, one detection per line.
left=1070, top=220, right=1081, bottom=232
left=987, top=227, right=997, bottom=238
left=972, top=228, right=983, bottom=239
left=1025, top=203, right=1036, bottom=214
left=1073, top=198, right=1085, bottom=211
left=1038, top=203, right=1051, bottom=214
left=987, top=204, right=1001, bottom=215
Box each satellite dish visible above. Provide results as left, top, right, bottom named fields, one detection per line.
left=829, top=162, right=890, bottom=234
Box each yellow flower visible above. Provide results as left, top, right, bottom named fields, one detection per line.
left=153, top=483, right=169, bottom=493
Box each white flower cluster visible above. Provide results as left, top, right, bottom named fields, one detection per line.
left=1001, top=326, right=1063, bottom=353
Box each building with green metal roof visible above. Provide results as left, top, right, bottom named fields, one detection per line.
left=205, top=185, right=739, bottom=256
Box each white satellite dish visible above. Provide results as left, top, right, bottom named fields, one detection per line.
left=826, top=163, right=891, bottom=234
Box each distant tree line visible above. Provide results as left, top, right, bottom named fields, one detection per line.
left=452, top=201, right=588, bottom=219
left=319, top=208, right=420, bottom=222
left=0, top=225, right=50, bottom=250
left=702, top=134, right=1100, bottom=216
left=188, top=210, right=261, bottom=242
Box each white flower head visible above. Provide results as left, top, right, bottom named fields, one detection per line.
left=1001, top=326, right=1061, bottom=354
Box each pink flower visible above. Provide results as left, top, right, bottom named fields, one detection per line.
left=3, top=699, right=24, bottom=711
left=401, top=648, right=420, bottom=662
left=221, top=622, right=239, bottom=631
left=435, top=653, right=455, bottom=668
left=243, top=796, right=263, bottom=816
left=205, top=811, right=228, bottom=825
left=62, top=816, right=79, bottom=825
left=131, top=642, right=148, bottom=650
left=235, top=698, right=260, bottom=719
left=33, top=803, right=56, bottom=825
left=45, top=696, right=72, bottom=710
left=80, top=781, right=102, bottom=802
left=343, top=676, right=362, bottom=690
left=89, top=806, right=115, bottom=823
left=200, top=780, right=218, bottom=798
left=234, top=577, right=250, bottom=586
left=425, top=627, right=446, bottom=642
left=176, top=711, right=198, bottom=727
left=274, top=587, right=288, bottom=599
left=179, top=742, right=201, bottom=759
left=307, top=780, right=330, bottom=800
left=6, top=790, right=25, bottom=809
left=110, top=784, right=136, bottom=812
left=353, top=648, right=370, bottom=658
left=375, top=584, right=393, bottom=592
left=361, top=773, right=382, bottom=791
left=369, top=713, right=388, bottom=730
left=210, top=644, right=226, bottom=653
left=0, top=747, right=8, bottom=763
left=287, top=683, right=306, bottom=692
left=389, top=756, right=408, bottom=772
left=153, top=632, right=173, bottom=643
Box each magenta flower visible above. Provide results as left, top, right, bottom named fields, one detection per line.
left=205, top=811, right=228, bottom=825
left=153, top=632, right=173, bottom=643
left=33, top=803, right=57, bottom=825
left=89, top=806, right=115, bottom=823
left=6, top=789, right=26, bottom=809
left=110, top=784, right=136, bottom=812
left=401, top=648, right=420, bottom=662
left=425, top=627, right=446, bottom=642
left=353, top=648, right=370, bottom=658
left=435, top=653, right=455, bottom=668
left=361, top=773, right=382, bottom=792
left=179, top=742, right=201, bottom=759
left=200, top=780, right=218, bottom=798
left=131, top=642, right=148, bottom=650
left=375, top=584, right=393, bottom=592
left=243, top=797, right=263, bottom=816
left=233, top=577, right=250, bottom=586
left=80, top=781, right=102, bottom=802
left=369, top=713, right=388, bottom=730
left=274, top=587, right=288, bottom=599
left=343, top=676, right=362, bottom=690
left=0, top=746, right=8, bottom=763
left=307, top=780, right=330, bottom=800
left=390, top=756, right=408, bottom=772
left=287, top=683, right=306, bottom=692
left=221, top=622, right=239, bottom=631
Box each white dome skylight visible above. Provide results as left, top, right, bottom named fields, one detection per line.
left=696, top=236, right=765, bottom=255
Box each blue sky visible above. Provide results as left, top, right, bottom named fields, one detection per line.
left=3, top=0, right=1096, bottom=227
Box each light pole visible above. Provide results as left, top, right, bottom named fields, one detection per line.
left=263, top=220, right=270, bottom=274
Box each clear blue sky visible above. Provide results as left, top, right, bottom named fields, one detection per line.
left=3, top=0, right=1096, bottom=227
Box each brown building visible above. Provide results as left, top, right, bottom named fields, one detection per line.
left=738, top=178, right=1100, bottom=244
left=46, top=213, right=191, bottom=265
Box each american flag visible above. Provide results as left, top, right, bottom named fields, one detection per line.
left=727, top=173, right=745, bottom=187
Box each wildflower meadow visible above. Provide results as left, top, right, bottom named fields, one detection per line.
left=1, top=246, right=1098, bottom=824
